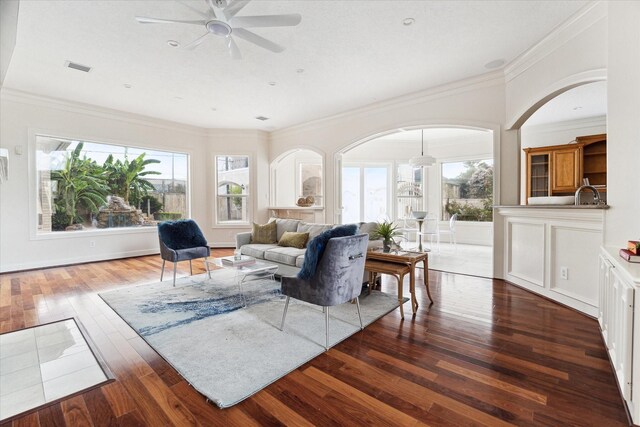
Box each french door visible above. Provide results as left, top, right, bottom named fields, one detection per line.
left=341, top=164, right=390, bottom=223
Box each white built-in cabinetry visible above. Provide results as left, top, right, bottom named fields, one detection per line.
left=495, top=207, right=604, bottom=316
left=598, top=246, right=640, bottom=422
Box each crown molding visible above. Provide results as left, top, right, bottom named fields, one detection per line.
left=522, top=115, right=606, bottom=135
left=504, top=1, right=607, bottom=83
left=0, top=87, right=208, bottom=137
left=272, top=70, right=505, bottom=139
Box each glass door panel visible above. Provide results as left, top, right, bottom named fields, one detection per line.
left=363, top=167, right=388, bottom=222
left=341, top=167, right=360, bottom=223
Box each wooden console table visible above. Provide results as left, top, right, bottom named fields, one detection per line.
left=365, top=249, right=432, bottom=318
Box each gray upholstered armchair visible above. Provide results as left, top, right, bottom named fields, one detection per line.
left=158, top=219, right=211, bottom=286
left=279, top=233, right=369, bottom=350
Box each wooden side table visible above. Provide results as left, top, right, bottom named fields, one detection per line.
left=365, top=260, right=411, bottom=319
left=365, top=248, right=433, bottom=315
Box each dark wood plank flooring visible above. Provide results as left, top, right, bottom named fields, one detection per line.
left=0, top=250, right=629, bottom=426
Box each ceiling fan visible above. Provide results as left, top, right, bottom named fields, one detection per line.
left=135, top=0, right=302, bottom=59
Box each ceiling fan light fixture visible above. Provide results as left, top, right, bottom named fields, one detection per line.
left=206, top=20, right=232, bottom=36
left=409, top=129, right=436, bottom=167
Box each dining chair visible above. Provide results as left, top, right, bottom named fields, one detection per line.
left=438, top=213, right=458, bottom=253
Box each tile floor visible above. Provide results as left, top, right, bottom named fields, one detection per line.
left=0, top=319, right=108, bottom=421
left=402, top=240, right=493, bottom=278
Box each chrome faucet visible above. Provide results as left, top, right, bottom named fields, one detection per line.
left=575, top=185, right=602, bottom=206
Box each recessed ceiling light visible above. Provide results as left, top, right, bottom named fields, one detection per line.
left=174, top=96, right=183, bottom=100
left=167, top=40, right=180, bottom=48
left=296, top=68, right=304, bottom=74
left=255, top=116, right=269, bottom=121
left=124, top=84, right=132, bottom=89
left=484, top=59, right=506, bottom=69
left=268, top=82, right=276, bottom=86
left=211, top=107, right=217, bottom=111
left=403, top=18, right=415, bottom=26
left=573, top=106, right=583, bottom=110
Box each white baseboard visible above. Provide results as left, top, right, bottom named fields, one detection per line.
left=0, top=248, right=160, bottom=273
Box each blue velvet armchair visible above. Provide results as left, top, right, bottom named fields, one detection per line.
left=279, top=233, right=369, bottom=350
left=158, top=219, right=211, bottom=286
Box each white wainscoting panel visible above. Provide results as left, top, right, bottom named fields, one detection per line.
left=507, top=221, right=545, bottom=287
left=550, top=225, right=601, bottom=307
left=496, top=207, right=604, bottom=316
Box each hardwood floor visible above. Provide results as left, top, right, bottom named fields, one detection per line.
left=0, top=250, right=629, bottom=426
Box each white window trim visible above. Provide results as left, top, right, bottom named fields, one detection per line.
left=28, top=128, right=192, bottom=241
left=213, top=153, right=253, bottom=227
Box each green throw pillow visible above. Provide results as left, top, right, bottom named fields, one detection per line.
left=251, top=221, right=277, bottom=244
left=278, top=231, right=309, bottom=249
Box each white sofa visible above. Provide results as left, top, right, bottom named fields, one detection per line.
left=235, top=218, right=381, bottom=278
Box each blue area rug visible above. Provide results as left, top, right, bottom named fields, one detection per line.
left=99, top=269, right=405, bottom=408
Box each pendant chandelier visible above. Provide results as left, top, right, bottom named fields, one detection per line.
left=409, top=129, right=436, bottom=167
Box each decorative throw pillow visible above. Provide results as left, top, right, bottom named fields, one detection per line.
left=297, top=224, right=359, bottom=280
left=251, top=221, right=277, bottom=244
left=278, top=231, right=309, bottom=249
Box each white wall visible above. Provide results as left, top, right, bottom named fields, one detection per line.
left=605, top=1, right=640, bottom=246
left=505, top=2, right=607, bottom=129
left=0, top=89, right=268, bottom=272
left=520, top=116, right=606, bottom=201
left=0, top=0, right=19, bottom=87
left=271, top=73, right=508, bottom=226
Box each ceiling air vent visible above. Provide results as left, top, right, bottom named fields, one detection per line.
left=255, top=116, right=269, bottom=121
left=65, top=61, right=92, bottom=73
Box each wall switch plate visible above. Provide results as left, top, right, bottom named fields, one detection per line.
left=89, top=240, right=96, bottom=248
left=560, top=266, right=568, bottom=280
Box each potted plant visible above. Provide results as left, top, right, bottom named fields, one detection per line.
left=374, top=220, right=403, bottom=253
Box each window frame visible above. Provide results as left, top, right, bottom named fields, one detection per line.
left=213, top=153, right=252, bottom=227
left=28, top=129, right=192, bottom=240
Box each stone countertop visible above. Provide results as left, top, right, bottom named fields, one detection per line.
left=495, top=204, right=609, bottom=209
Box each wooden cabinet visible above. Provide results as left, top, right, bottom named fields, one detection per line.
left=524, top=134, right=606, bottom=202
left=551, top=146, right=581, bottom=193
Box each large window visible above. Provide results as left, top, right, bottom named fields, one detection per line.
left=342, top=165, right=389, bottom=223
left=216, top=155, right=249, bottom=224
left=36, top=135, right=189, bottom=233
left=441, top=159, right=493, bottom=221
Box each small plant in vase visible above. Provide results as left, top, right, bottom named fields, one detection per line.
left=374, top=220, right=403, bottom=253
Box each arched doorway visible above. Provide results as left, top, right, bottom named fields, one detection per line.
left=336, top=125, right=495, bottom=278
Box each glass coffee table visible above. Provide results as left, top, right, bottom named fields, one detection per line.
left=208, top=256, right=279, bottom=307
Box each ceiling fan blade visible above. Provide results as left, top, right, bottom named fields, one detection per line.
left=176, top=1, right=210, bottom=19
left=204, top=0, right=217, bottom=18
left=184, top=33, right=210, bottom=50
left=230, top=14, right=301, bottom=28
left=226, top=36, right=242, bottom=60
left=135, top=16, right=206, bottom=25
left=224, top=0, right=251, bottom=20
left=232, top=28, right=284, bottom=53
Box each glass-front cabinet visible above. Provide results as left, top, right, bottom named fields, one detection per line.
left=526, top=151, right=551, bottom=198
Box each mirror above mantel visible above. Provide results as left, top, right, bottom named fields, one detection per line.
left=270, top=149, right=324, bottom=221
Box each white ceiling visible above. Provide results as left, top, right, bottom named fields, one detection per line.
left=523, top=80, right=607, bottom=127
left=5, top=0, right=588, bottom=130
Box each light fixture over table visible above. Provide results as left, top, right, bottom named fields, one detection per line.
left=409, top=129, right=436, bottom=167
